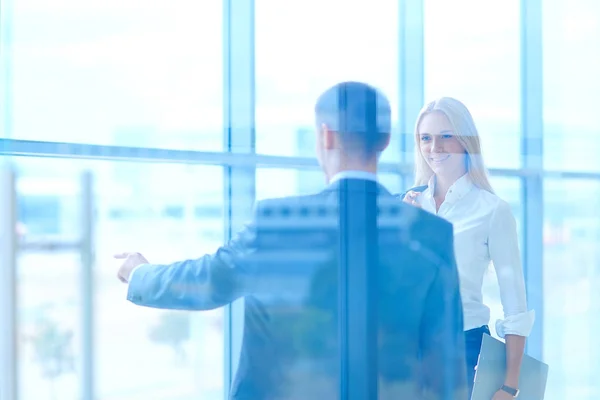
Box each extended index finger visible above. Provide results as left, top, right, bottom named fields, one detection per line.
left=113, top=252, right=132, bottom=259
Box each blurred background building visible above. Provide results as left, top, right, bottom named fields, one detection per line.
left=0, top=0, right=599, bottom=399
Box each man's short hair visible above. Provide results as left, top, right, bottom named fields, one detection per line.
left=314, top=81, right=392, bottom=156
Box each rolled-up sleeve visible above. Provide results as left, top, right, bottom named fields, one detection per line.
left=488, top=200, right=535, bottom=338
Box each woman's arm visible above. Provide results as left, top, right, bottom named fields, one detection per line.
left=488, top=200, right=535, bottom=391
left=504, top=334, right=525, bottom=388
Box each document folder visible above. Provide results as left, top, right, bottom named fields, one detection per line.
left=471, top=333, right=549, bottom=400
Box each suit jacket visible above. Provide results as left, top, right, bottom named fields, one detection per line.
left=127, top=178, right=468, bottom=400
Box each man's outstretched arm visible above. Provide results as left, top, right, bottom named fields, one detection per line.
left=116, top=216, right=258, bottom=311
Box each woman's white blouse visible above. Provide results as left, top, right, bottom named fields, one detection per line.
left=419, top=174, right=535, bottom=337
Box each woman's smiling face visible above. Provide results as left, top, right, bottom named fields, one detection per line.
left=418, top=111, right=467, bottom=179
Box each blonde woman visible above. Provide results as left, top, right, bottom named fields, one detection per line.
left=402, top=97, right=535, bottom=399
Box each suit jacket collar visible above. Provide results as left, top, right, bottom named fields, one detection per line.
left=323, top=177, right=391, bottom=196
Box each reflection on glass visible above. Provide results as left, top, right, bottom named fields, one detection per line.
left=18, top=253, right=81, bottom=400
left=9, top=1, right=222, bottom=150
left=543, top=179, right=600, bottom=400
left=252, top=174, right=468, bottom=399
left=16, top=163, right=81, bottom=400
left=255, top=0, right=400, bottom=162
left=543, top=0, right=600, bottom=171
left=424, top=0, right=521, bottom=168
left=14, top=158, right=224, bottom=400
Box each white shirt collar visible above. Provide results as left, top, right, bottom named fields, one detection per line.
left=427, top=173, right=474, bottom=202
left=329, top=170, right=378, bottom=184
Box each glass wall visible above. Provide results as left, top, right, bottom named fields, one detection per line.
left=542, top=1, right=600, bottom=398
left=8, top=0, right=222, bottom=150
left=255, top=0, right=401, bottom=162
left=424, top=0, right=522, bottom=169
left=13, top=158, right=224, bottom=400
left=1, top=0, right=599, bottom=399
left=543, top=179, right=600, bottom=399
left=543, top=0, right=600, bottom=172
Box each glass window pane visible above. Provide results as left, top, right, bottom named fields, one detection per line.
left=255, top=0, right=401, bottom=163
left=424, top=0, right=521, bottom=169
left=14, top=158, right=224, bottom=400
left=543, top=0, right=600, bottom=171
left=256, top=168, right=402, bottom=200
left=256, top=169, right=324, bottom=200
left=6, top=1, right=222, bottom=150
left=377, top=174, right=402, bottom=195
left=543, top=179, right=600, bottom=400
left=18, top=253, right=81, bottom=399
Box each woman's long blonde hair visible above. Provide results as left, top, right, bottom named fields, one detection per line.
left=413, top=97, right=495, bottom=194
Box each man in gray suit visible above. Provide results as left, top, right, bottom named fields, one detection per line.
left=115, top=81, right=468, bottom=399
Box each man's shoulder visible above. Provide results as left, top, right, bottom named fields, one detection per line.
left=254, top=192, right=335, bottom=215
left=252, top=193, right=339, bottom=234
left=252, top=191, right=454, bottom=241
left=377, top=193, right=455, bottom=271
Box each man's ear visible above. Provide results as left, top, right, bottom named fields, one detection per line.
left=321, top=123, right=336, bottom=150
left=379, top=134, right=391, bottom=152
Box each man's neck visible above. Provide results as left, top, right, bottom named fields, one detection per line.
left=327, top=160, right=378, bottom=183
left=337, top=155, right=378, bottom=172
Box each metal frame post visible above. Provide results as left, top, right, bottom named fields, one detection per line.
left=222, top=0, right=255, bottom=397
left=520, top=0, right=544, bottom=361
left=0, top=164, right=18, bottom=400
left=80, top=171, right=95, bottom=400
left=398, top=0, right=424, bottom=171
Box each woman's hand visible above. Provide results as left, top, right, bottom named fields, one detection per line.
left=403, top=190, right=422, bottom=208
